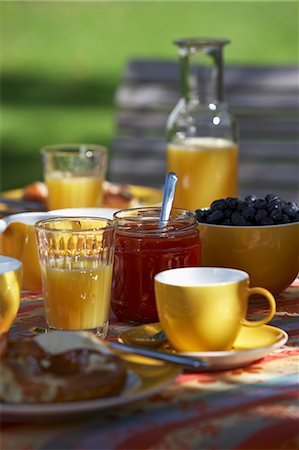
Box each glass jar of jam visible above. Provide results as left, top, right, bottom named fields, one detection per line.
left=111, top=207, right=201, bottom=323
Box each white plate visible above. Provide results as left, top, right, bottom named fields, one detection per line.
left=50, top=207, right=117, bottom=219
left=0, top=360, right=179, bottom=422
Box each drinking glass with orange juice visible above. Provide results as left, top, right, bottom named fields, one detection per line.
left=35, top=217, right=115, bottom=337
left=41, top=144, right=107, bottom=210
left=167, top=38, right=239, bottom=209
left=0, top=256, right=22, bottom=334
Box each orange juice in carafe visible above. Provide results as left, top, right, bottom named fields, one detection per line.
left=167, top=137, right=238, bottom=209
left=166, top=38, right=239, bottom=209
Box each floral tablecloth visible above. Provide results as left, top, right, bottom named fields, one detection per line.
left=1, top=281, right=299, bottom=450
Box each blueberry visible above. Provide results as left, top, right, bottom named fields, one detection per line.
left=231, top=211, right=247, bottom=225
left=196, top=209, right=208, bottom=223
left=237, top=201, right=247, bottom=212
left=224, top=209, right=233, bottom=218
left=281, top=214, right=291, bottom=224
left=255, top=199, right=267, bottom=209
left=265, top=194, right=280, bottom=203
left=267, top=201, right=283, bottom=213
left=255, top=209, right=268, bottom=224
left=210, top=199, right=226, bottom=211
left=206, top=210, right=225, bottom=224
left=242, top=206, right=256, bottom=221
left=283, top=203, right=298, bottom=218
left=244, top=194, right=257, bottom=204
left=225, top=197, right=239, bottom=210
left=270, top=208, right=282, bottom=222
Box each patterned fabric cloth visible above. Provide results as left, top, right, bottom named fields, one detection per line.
left=1, top=281, right=299, bottom=450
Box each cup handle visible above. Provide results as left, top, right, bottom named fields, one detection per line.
left=241, top=287, right=276, bottom=327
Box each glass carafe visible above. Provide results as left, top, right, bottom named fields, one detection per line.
left=167, top=38, right=239, bottom=210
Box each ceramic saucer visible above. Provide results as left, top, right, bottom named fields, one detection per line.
left=119, top=323, right=288, bottom=370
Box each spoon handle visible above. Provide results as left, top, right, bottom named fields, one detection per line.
left=159, top=172, right=178, bottom=226
left=109, top=341, right=209, bottom=370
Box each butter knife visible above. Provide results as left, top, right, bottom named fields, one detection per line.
left=109, top=341, right=208, bottom=371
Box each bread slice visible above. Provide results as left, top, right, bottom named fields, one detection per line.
left=0, top=331, right=127, bottom=403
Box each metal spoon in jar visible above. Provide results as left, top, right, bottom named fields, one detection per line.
left=159, top=172, right=178, bottom=227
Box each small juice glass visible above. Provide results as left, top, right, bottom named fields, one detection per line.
left=111, top=207, right=201, bottom=323
left=35, top=217, right=115, bottom=337
left=41, top=144, right=107, bottom=210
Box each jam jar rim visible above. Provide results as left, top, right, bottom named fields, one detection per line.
left=113, top=207, right=198, bottom=236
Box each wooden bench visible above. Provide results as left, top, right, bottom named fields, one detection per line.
left=108, top=59, right=299, bottom=201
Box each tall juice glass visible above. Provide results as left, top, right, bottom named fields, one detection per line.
left=167, top=38, right=239, bottom=210
left=41, top=144, right=107, bottom=210
left=111, top=207, right=201, bottom=323
left=35, top=217, right=115, bottom=337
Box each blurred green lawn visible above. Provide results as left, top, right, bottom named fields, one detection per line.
left=1, top=1, right=298, bottom=190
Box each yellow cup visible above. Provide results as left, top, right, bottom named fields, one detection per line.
left=154, top=267, right=276, bottom=352
left=0, top=212, right=53, bottom=291
left=0, top=256, right=22, bottom=334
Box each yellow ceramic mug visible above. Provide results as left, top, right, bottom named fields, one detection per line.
left=154, top=267, right=276, bottom=352
left=0, top=256, right=22, bottom=334
left=0, top=212, right=52, bottom=291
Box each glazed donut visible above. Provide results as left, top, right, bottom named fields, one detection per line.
left=0, top=331, right=127, bottom=403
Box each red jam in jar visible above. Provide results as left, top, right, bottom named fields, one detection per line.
left=111, top=207, right=201, bottom=323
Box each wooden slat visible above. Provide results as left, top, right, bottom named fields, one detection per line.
left=116, top=84, right=298, bottom=113
left=116, top=60, right=299, bottom=115
left=116, top=111, right=299, bottom=139
left=240, top=142, right=298, bottom=161
left=123, top=59, right=299, bottom=90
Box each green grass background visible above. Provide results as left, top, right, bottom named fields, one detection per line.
left=1, top=1, right=298, bottom=191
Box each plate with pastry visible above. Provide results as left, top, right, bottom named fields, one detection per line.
left=0, top=330, right=179, bottom=422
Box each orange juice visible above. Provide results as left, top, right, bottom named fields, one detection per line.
left=46, top=174, right=103, bottom=209
left=167, top=137, right=238, bottom=209
left=42, top=259, right=113, bottom=330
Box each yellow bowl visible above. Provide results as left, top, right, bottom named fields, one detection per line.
left=198, top=222, right=299, bottom=297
